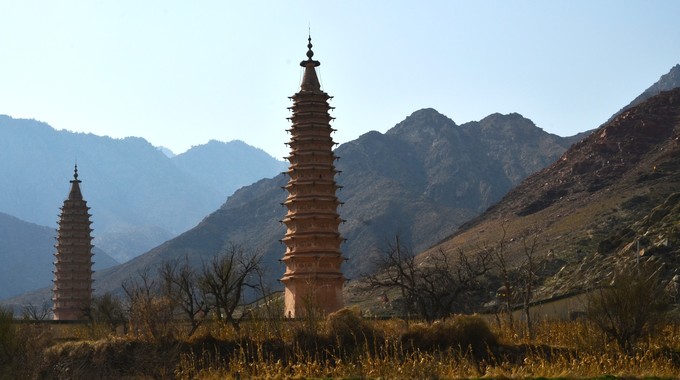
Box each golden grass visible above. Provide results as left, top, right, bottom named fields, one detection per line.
left=6, top=313, right=680, bottom=379
left=172, top=315, right=680, bottom=379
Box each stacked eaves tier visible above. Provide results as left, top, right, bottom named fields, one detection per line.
left=281, top=37, right=344, bottom=317
left=52, top=166, right=94, bottom=320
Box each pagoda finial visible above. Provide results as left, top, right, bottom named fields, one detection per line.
left=68, top=163, right=83, bottom=200
left=306, top=35, right=314, bottom=60
left=300, top=34, right=320, bottom=68
left=299, top=34, right=322, bottom=92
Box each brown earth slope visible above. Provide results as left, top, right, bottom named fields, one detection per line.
left=427, top=87, right=680, bottom=302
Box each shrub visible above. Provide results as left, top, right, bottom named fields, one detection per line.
left=326, top=307, right=383, bottom=347
left=587, top=262, right=670, bottom=351
left=0, top=308, right=56, bottom=379
left=0, top=305, right=17, bottom=370
left=400, top=314, right=497, bottom=358
left=40, top=337, right=183, bottom=379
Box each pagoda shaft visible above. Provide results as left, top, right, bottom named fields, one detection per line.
left=281, top=38, right=344, bottom=318
left=52, top=167, right=94, bottom=320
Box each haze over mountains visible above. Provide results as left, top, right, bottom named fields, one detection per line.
left=0, top=117, right=286, bottom=263
left=88, top=109, right=582, bottom=297
left=3, top=64, right=679, bottom=308
left=89, top=63, right=680, bottom=301
left=0, top=212, right=118, bottom=300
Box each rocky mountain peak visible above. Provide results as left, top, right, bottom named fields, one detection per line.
left=478, top=112, right=527, bottom=124
left=608, top=64, right=680, bottom=122
left=471, top=112, right=546, bottom=139
left=434, top=86, right=680, bottom=305
left=506, top=87, right=680, bottom=218
left=655, top=63, right=680, bottom=90
left=386, top=108, right=458, bottom=139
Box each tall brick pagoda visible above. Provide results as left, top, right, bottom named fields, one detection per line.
left=281, top=37, right=344, bottom=318
left=52, top=165, right=94, bottom=320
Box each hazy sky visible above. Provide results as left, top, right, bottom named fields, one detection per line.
left=1, top=1, right=678, bottom=159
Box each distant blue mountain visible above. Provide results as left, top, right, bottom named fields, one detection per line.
left=172, top=139, right=287, bottom=201
left=0, top=116, right=286, bottom=263
left=156, top=146, right=176, bottom=158
left=0, top=212, right=118, bottom=300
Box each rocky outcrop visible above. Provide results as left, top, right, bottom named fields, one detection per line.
left=431, top=87, right=680, bottom=306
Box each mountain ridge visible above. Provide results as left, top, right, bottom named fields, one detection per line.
left=0, top=212, right=119, bottom=300
left=0, top=115, right=285, bottom=263
left=81, top=108, right=580, bottom=300
left=607, top=63, right=680, bottom=124
left=171, top=139, right=287, bottom=200
left=424, top=87, right=680, bottom=306
left=6, top=64, right=680, bottom=308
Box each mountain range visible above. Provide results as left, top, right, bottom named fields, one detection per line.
left=0, top=117, right=286, bottom=263
left=0, top=212, right=119, bottom=300
left=422, top=85, right=680, bottom=307
left=87, top=108, right=582, bottom=297
left=89, top=63, right=680, bottom=302
left=4, top=64, right=678, bottom=309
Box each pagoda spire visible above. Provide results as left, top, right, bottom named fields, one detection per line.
left=280, top=37, right=345, bottom=318
left=53, top=165, right=94, bottom=320
left=299, top=35, right=322, bottom=92
left=68, top=164, right=83, bottom=200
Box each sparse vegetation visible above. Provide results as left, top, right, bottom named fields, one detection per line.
left=0, top=305, right=17, bottom=372
left=118, top=242, right=264, bottom=341
left=586, top=261, right=671, bottom=352
left=89, top=291, right=127, bottom=333
left=2, top=73, right=679, bottom=379
left=361, top=235, right=492, bottom=322
left=0, top=308, right=677, bottom=379
left=159, top=256, right=209, bottom=336
left=199, top=243, right=263, bottom=330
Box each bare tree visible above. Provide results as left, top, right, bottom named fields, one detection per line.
left=121, top=268, right=156, bottom=312
left=486, top=222, right=515, bottom=329
left=249, top=263, right=285, bottom=338
left=517, top=230, right=540, bottom=338
left=90, top=292, right=127, bottom=333
left=159, top=256, right=209, bottom=337
left=586, top=261, right=669, bottom=352
left=200, top=243, right=262, bottom=330
left=362, top=235, right=491, bottom=322
left=21, top=302, right=51, bottom=321
left=488, top=224, right=546, bottom=337
left=122, top=268, right=174, bottom=339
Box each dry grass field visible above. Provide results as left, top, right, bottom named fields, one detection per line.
left=2, top=307, right=679, bottom=379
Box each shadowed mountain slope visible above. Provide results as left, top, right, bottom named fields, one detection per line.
left=90, top=108, right=578, bottom=296
left=0, top=212, right=118, bottom=300
left=0, top=116, right=284, bottom=263
left=427, top=87, right=680, bottom=302
left=171, top=139, right=287, bottom=198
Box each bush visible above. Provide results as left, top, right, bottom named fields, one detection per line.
left=0, top=305, right=17, bottom=370
left=40, top=336, right=189, bottom=379
left=587, top=262, right=670, bottom=351
left=400, top=314, right=497, bottom=358
left=326, top=307, right=383, bottom=347
left=0, top=307, right=56, bottom=379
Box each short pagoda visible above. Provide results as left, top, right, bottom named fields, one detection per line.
left=52, top=165, right=94, bottom=320
left=280, top=37, right=345, bottom=318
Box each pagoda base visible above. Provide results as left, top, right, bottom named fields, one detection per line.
left=282, top=275, right=344, bottom=318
